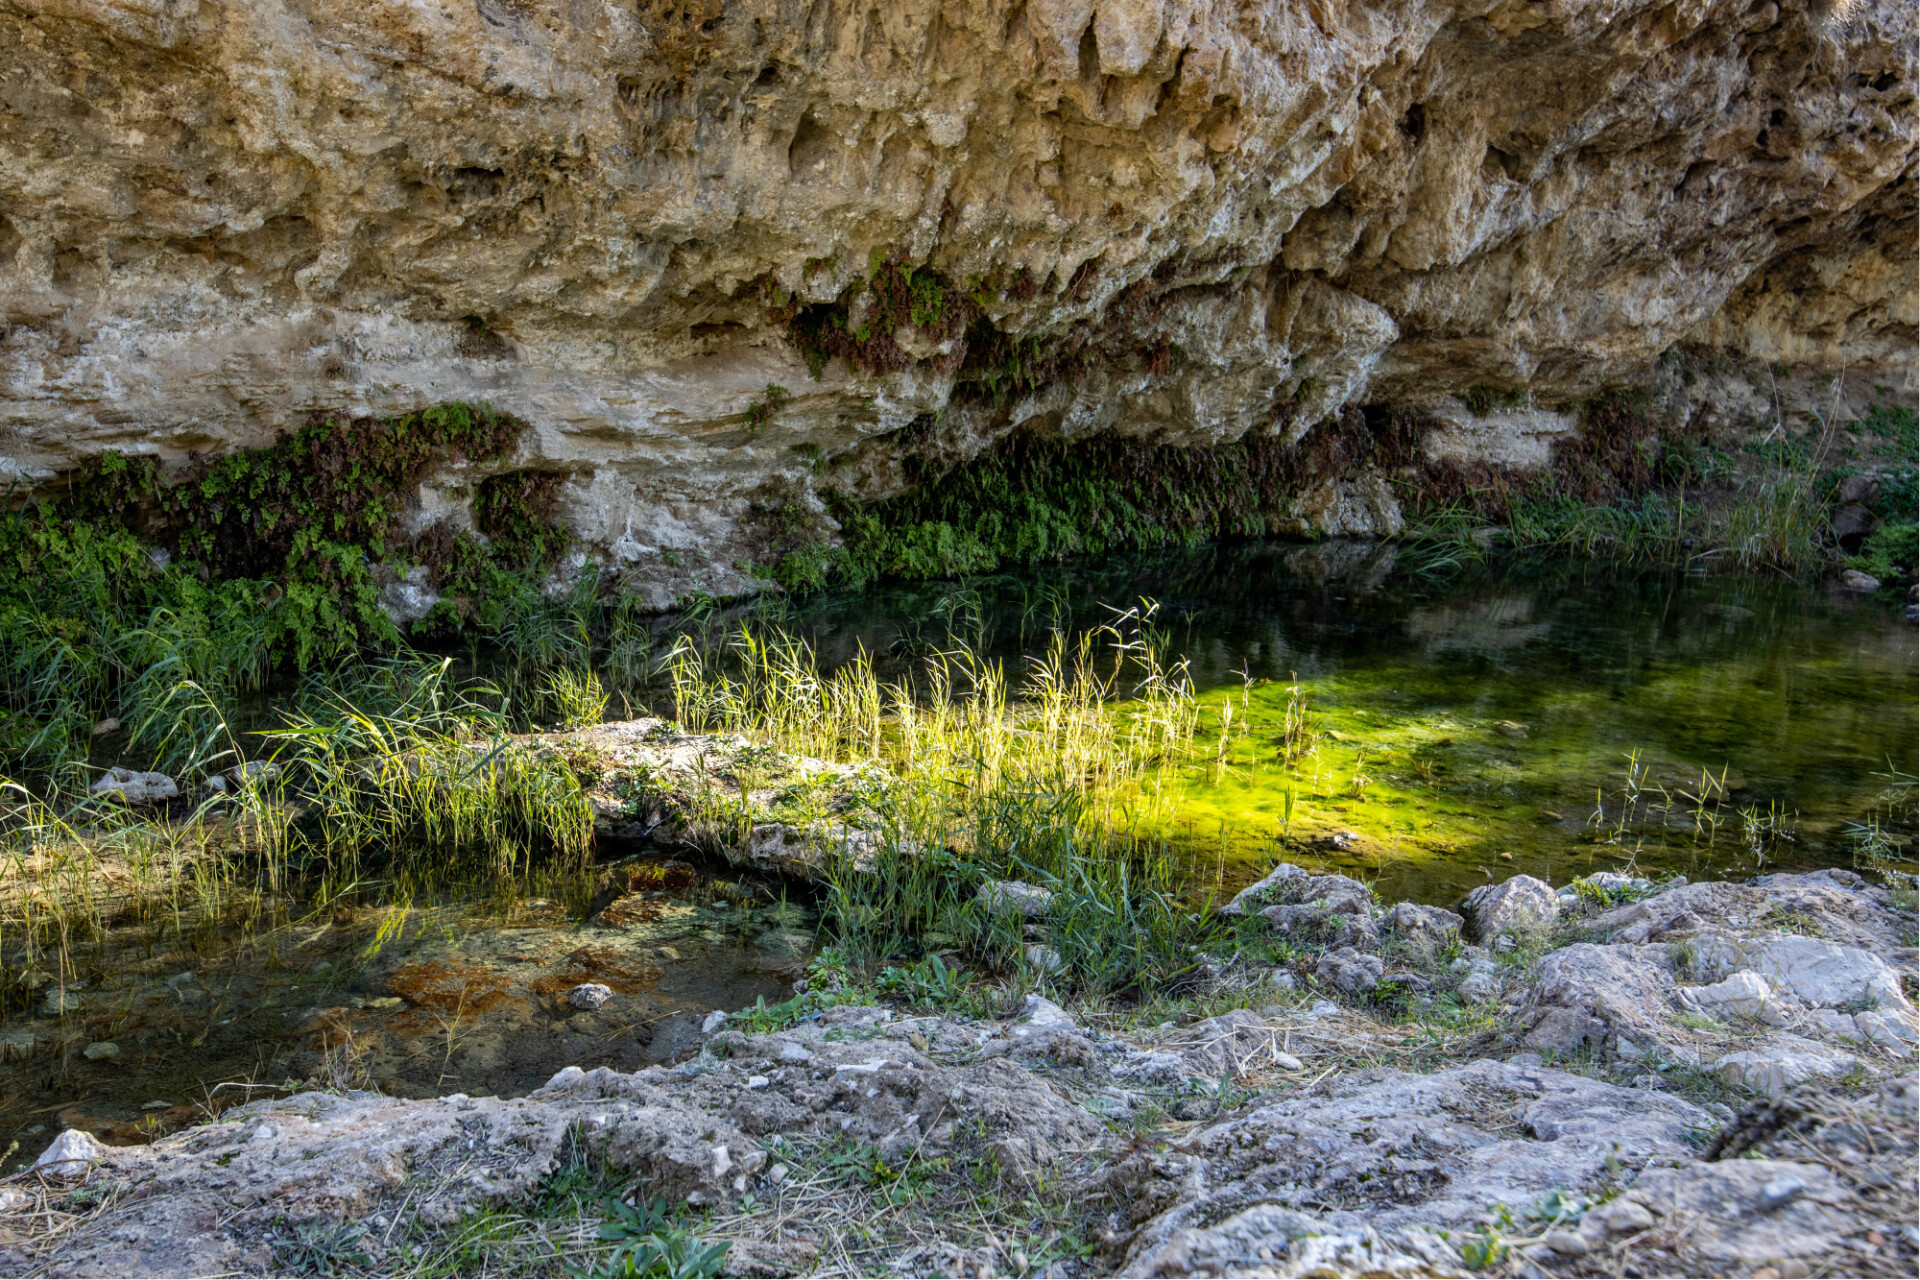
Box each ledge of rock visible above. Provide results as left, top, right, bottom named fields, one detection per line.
left=0, top=0, right=1911, bottom=569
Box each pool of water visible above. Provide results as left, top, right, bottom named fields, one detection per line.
left=788, top=542, right=1918, bottom=904
left=0, top=855, right=809, bottom=1173
left=4, top=542, right=1912, bottom=1171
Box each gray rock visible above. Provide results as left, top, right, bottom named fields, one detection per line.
left=1619, top=1159, right=1853, bottom=1270
left=977, top=879, right=1055, bottom=917
left=1019, top=994, right=1078, bottom=1030
left=1852, top=1008, right=1918, bottom=1052
left=1314, top=947, right=1385, bottom=996
left=1386, top=901, right=1464, bottom=944
left=1743, top=935, right=1909, bottom=1012
left=1838, top=568, right=1882, bottom=592
left=1455, top=955, right=1503, bottom=1003
left=1104, top=1059, right=1715, bottom=1275
left=1525, top=943, right=1686, bottom=1060
left=1217, top=863, right=1311, bottom=916
left=82, top=1040, right=120, bottom=1060
left=1714, top=1034, right=1860, bottom=1099
left=35, top=1129, right=106, bottom=1174
left=89, top=767, right=179, bottom=805
left=1679, top=970, right=1781, bottom=1022
left=566, top=983, right=613, bottom=1011
left=1461, top=874, right=1558, bottom=943
left=1024, top=944, right=1065, bottom=975
left=42, top=987, right=83, bottom=1016
left=1759, top=1172, right=1805, bottom=1211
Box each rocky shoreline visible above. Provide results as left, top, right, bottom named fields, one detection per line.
left=3, top=834, right=1914, bottom=1279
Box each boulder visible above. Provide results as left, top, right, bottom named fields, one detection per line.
left=566, top=983, right=614, bottom=1011
left=89, top=767, right=179, bottom=805
left=1455, top=954, right=1504, bottom=1004
left=1104, top=1059, right=1716, bottom=1275
left=1259, top=901, right=1378, bottom=951
left=1460, top=875, right=1558, bottom=943
left=1385, top=902, right=1465, bottom=959
left=1851, top=1008, right=1918, bottom=1053
left=1608, top=1160, right=1857, bottom=1271
left=34, top=1129, right=106, bottom=1174
left=1838, top=568, right=1882, bottom=592
left=1219, top=863, right=1310, bottom=916
left=1525, top=944, right=1685, bottom=1060
left=743, top=822, right=882, bottom=878
left=1314, top=948, right=1386, bottom=996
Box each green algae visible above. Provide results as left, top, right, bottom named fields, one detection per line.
left=788, top=542, right=1918, bottom=905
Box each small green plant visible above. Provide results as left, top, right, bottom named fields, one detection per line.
left=742, top=384, right=792, bottom=437
left=1459, top=1229, right=1508, bottom=1271
left=270, top=1219, right=374, bottom=1277
left=1460, top=385, right=1528, bottom=416
left=874, top=952, right=970, bottom=1006
left=1848, top=520, right=1917, bottom=582
left=582, top=1198, right=729, bottom=1280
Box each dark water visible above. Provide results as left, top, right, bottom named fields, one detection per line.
left=785, top=542, right=1919, bottom=903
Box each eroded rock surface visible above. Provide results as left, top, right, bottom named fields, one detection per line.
left=0, top=0, right=1911, bottom=570
left=6, top=858, right=1913, bottom=1278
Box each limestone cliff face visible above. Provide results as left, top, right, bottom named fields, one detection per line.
left=0, top=0, right=1913, bottom=585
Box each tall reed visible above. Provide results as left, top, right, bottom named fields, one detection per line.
left=665, top=604, right=1219, bottom=994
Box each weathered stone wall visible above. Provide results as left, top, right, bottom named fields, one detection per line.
left=0, top=0, right=1913, bottom=579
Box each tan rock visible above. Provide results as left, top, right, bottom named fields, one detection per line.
left=0, top=0, right=1909, bottom=571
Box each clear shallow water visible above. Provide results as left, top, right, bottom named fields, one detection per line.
left=0, top=856, right=807, bottom=1173
left=788, top=542, right=1919, bottom=904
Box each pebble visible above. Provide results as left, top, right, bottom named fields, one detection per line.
left=1305, top=1000, right=1342, bottom=1019
left=700, top=1010, right=729, bottom=1034
left=768, top=1163, right=788, bottom=1185
left=141, top=1101, right=171, bottom=1110
left=776, top=1042, right=813, bottom=1063
left=42, top=989, right=83, bottom=1016
left=1759, top=1173, right=1805, bottom=1212
left=82, top=1040, right=120, bottom=1060
left=1543, top=1230, right=1587, bottom=1256
left=746, top=1075, right=770, bottom=1089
